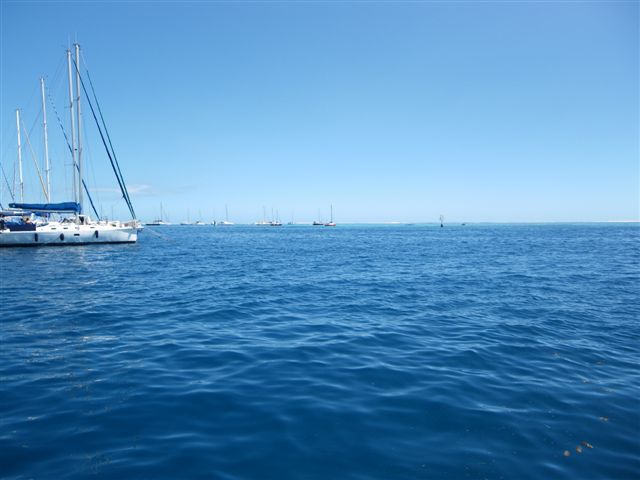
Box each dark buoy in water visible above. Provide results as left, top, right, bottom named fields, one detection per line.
left=439, top=214, right=444, bottom=228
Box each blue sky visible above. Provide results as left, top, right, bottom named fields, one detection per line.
left=1, top=1, right=637, bottom=223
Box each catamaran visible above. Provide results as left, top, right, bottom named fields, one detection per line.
left=0, top=44, right=140, bottom=247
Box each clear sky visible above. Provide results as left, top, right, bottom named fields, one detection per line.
left=1, top=1, right=638, bottom=223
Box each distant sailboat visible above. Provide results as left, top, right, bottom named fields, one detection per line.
left=270, top=208, right=282, bottom=226
left=218, top=204, right=234, bottom=226
left=194, top=210, right=206, bottom=225
left=180, top=209, right=192, bottom=225
left=324, top=205, right=336, bottom=227
left=146, top=202, right=170, bottom=226
left=255, top=206, right=270, bottom=226
left=313, top=209, right=323, bottom=226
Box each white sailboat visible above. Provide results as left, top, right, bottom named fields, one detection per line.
left=180, top=209, right=192, bottom=225
left=270, top=209, right=282, bottom=226
left=146, top=202, right=170, bottom=226
left=218, top=204, right=234, bottom=226
left=0, top=44, right=140, bottom=247
left=324, top=205, right=336, bottom=227
left=194, top=210, right=206, bottom=225
left=255, top=206, right=270, bottom=225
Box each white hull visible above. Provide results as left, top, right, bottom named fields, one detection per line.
left=0, top=221, right=137, bottom=247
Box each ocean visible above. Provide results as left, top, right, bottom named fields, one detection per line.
left=1, top=224, right=638, bottom=479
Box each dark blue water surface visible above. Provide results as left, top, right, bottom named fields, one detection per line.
left=1, top=224, right=638, bottom=479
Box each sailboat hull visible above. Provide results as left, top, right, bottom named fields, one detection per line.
left=0, top=223, right=137, bottom=247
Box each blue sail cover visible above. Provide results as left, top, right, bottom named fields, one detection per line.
left=9, top=202, right=81, bottom=213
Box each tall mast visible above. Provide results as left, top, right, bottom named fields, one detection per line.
left=16, top=109, right=23, bottom=202
left=66, top=49, right=78, bottom=205
left=226, top=204, right=229, bottom=222
left=74, top=44, right=83, bottom=214
left=40, top=77, right=51, bottom=202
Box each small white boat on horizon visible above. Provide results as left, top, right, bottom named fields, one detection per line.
left=324, top=205, right=336, bottom=227
left=218, top=204, right=234, bottom=226
left=146, top=202, right=170, bottom=226
left=254, top=206, right=270, bottom=226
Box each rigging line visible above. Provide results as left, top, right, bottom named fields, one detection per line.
left=47, top=87, right=74, bottom=200
left=144, top=226, right=175, bottom=242
left=20, top=118, right=48, bottom=199
left=82, top=63, right=136, bottom=217
left=75, top=109, right=100, bottom=219
left=20, top=81, right=42, bottom=127
left=44, top=84, right=98, bottom=218
left=26, top=102, right=43, bottom=139
left=48, top=88, right=74, bottom=157
left=75, top=55, right=134, bottom=215
left=80, top=112, right=102, bottom=217
left=0, top=162, right=15, bottom=201
left=50, top=118, right=99, bottom=217
left=73, top=61, right=136, bottom=219
left=0, top=123, right=18, bottom=165
left=78, top=56, right=132, bottom=208
left=86, top=72, right=135, bottom=217
left=82, top=93, right=133, bottom=219
left=76, top=82, right=135, bottom=220
left=81, top=178, right=100, bottom=219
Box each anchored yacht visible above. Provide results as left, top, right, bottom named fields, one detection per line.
left=0, top=44, right=140, bottom=247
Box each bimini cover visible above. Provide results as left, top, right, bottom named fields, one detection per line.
left=9, top=202, right=81, bottom=213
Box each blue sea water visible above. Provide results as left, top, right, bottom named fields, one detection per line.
left=1, top=224, right=638, bottom=479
